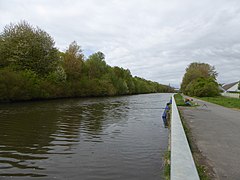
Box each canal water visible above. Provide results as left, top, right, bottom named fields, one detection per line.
left=0, top=93, right=172, bottom=180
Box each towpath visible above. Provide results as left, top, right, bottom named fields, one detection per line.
left=179, top=97, right=240, bottom=180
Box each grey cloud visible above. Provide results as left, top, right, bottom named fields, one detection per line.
left=0, top=0, right=240, bottom=87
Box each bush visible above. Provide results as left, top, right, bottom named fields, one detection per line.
left=0, top=68, right=67, bottom=101
left=0, top=69, right=34, bottom=101
left=185, top=77, right=219, bottom=97
left=46, top=66, right=67, bottom=84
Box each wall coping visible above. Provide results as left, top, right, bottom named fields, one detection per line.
left=170, top=95, right=199, bottom=180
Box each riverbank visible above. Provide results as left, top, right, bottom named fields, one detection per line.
left=0, top=91, right=168, bottom=104
left=178, top=95, right=240, bottom=179
left=0, top=68, right=173, bottom=103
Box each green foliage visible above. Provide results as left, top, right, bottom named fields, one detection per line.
left=114, top=78, right=129, bottom=95
left=0, top=68, right=67, bottom=101
left=185, top=77, right=219, bottom=97
left=46, top=66, right=66, bottom=84
left=85, top=51, right=108, bottom=78
left=238, top=81, right=240, bottom=90
left=126, top=78, right=135, bottom=94
left=0, top=68, right=28, bottom=101
left=62, top=41, right=83, bottom=80
left=181, top=62, right=219, bottom=97
left=110, top=67, right=133, bottom=95
left=0, top=21, right=59, bottom=75
left=0, top=21, right=174, bottom=102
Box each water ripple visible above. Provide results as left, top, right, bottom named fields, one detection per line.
left=0, top=93, right=172, bottom=179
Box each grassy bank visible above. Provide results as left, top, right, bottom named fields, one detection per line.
left=164, top=150, right=171, bottom=180
left=173, top=94, right=213, bottom=180
left=174, top=93, right=186, bottom=106
left=174, top=93, right=196, bottom=106
left=200, top=96, right=240, bottom=109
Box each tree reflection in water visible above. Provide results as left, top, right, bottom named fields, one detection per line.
left=0, top=97, right=127, bottom=177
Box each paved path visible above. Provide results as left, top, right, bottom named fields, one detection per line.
left=179, top=97, right=240, bottom=180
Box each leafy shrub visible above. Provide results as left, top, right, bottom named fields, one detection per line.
left=0, top=69, right=32, bottom=101
left=185, top=77, right=219, bottom=97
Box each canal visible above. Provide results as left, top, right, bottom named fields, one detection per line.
left=0, top=93, right=172, bottom=179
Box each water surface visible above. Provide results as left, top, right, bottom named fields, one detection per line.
left=0, top=93, right=172, bottom=179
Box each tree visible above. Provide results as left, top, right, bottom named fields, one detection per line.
left=113, top=67, right=131, bottom=79
left=0, top=21, right=59, bottom=75
left=185, top=77, right=219, bottom=97
left=181, top=62, right=218, bottom=94
left=0, top=21, right=174, bottom=102
left=85, top=51, right=108, bottom=78
left=62, top=41, right=84, bottom=80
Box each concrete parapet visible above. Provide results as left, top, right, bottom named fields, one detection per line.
left=170, top=95, right=199, bottom=180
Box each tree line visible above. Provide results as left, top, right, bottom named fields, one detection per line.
left=0, top=21, right=173, bottom=102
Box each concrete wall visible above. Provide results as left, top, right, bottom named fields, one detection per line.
left=171, top=95, right=199, bottom=180
left=221, top=92, right=240, bottom=99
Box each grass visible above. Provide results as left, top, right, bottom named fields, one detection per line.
left=200, top=96, right=240, bottom=109
left=174, top=93, right=187, bottom=106
left=164, top=150, right=171, bottom=180
left=164, top=106, right=171, bottom=180
left=174, top=93, right=197, bottom=107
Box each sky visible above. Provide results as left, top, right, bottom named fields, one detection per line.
left=1, top=0, right=240, bottom=87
